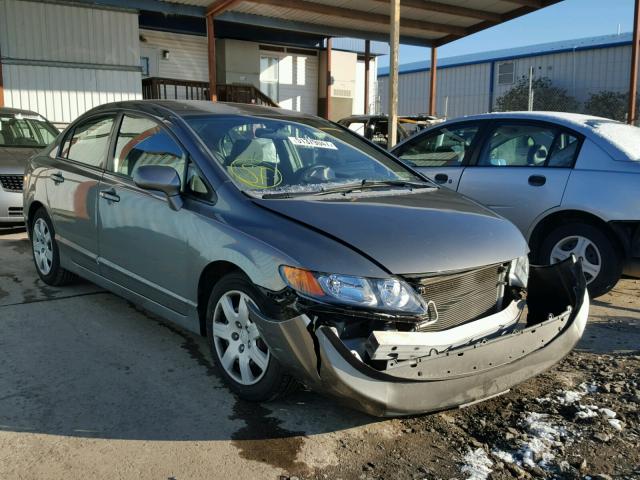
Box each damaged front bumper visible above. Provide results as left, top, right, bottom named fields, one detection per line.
left=250, top=258, right=589, bottom=417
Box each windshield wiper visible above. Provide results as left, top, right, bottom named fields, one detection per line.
left=311, top=179, right=434, bottom=196
left=259, top=179, right=433, bottom=199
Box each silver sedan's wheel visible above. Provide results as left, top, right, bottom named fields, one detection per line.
left=550, top=235, right=602, bottom=283
left=32, top=217, right=53, bottom=275
left=212, top=290, right=270, bottom=386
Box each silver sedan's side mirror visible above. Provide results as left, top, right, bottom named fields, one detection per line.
left=133, top=165, right=183, bottom=211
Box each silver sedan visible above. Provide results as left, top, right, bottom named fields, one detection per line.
left=392, top=112, right=640, bottom=297
left=1, top=108, right=58, bottom=227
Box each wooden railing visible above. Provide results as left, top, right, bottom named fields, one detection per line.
left=141, top=77, right=279, bottom=108
left=216, top=84, right=279, bottom=107
left=142, top=77, right=209, bottom=101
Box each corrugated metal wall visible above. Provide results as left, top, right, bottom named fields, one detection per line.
left=140, top=29, right=209, bottom=82
left=379, top=44, right=637, bottom=120
left=493, top=45, right=633, bottom=105
left=378, top=62, right=491, bottom=119
left=0, top=0, right=141, bottom=124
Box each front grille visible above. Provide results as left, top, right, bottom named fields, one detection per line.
left=8, top=207, right=23, bottom=217
left=407, top=263, right=506, bottom=332
left=0, top=175, right=24, bottom=192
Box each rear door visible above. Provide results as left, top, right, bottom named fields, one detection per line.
left=97, top=112, right=191, bottom=314
left=457, top=121, right=581, bottom=234
left=48, top=114, right=116, bottom=272
left=392, top=122, right=482, bottom=190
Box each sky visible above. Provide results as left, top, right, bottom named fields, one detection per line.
left=377, top=0, right=635, bottom=68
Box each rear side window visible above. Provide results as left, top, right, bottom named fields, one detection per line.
left=548, top=132, right=580, bottom=167
left=66, top=116, right=115, bottom=168
left=479, top=124, right=556, bottom=167
left=395, top=124, right=479, bottom=167
left=112, top=115, right=186, bottom=183
left=478, top=123, right=578, bottom=168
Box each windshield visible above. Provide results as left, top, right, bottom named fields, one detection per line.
left=185, top=114, right=423, bottom=195
left=0, top=114, right=58, bottom=147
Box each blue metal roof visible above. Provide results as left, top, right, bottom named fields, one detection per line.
left=378, top=32, right=633, bottom=77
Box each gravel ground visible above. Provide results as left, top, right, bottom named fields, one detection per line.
left=1, top=229, right=639, bottom=480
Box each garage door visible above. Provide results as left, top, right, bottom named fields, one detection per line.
left=259, top=49, right=318, bottom=115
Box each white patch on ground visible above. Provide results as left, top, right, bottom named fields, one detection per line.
left=461, top=448, right=493, bottom=480
left=519, top=412, right=567, bottom=468
left=491, top=449, right=515, bottom=464
left=608, top=419, right=624, bottom=431
left=575, top=404, right=599, bottom=420
left=601, top=408, right=616, bottom=419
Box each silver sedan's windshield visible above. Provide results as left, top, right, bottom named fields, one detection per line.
left=185, top=114, right=425, bottom=195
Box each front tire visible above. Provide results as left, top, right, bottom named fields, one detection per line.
left=30, top=208, right=75, bottom=286
left=536, top=222, right=622, bottom=298
left=206, top=272, right=296, bottom=401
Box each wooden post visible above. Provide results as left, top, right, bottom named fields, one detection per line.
left=206, top=14, right=217, bottom=102
left=429, top=47, right=437, bottom=116
left=388, top=0, right=400, bottom=148
left=0, top=59, right=4, bottom=108
left=364, top=40, right=371, bottom=114
left=629, top=0, right=640, bottom=124
left=325, top=37, right=332, bottom=120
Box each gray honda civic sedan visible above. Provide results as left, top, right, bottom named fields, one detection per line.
left=24, top=101, right=588, bottom=416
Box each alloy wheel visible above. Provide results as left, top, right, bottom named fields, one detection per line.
left=32, top=218, right=53, bottom=276
left=550, top=235, right=602, bottom=283
left=212, top=290, right=270, bottom=385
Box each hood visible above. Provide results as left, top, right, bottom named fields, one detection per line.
left=253, top=187, right=528, bottom=275
left=0, top=147, right=40, bottom=174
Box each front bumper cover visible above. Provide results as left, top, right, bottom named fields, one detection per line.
left=250, top=258, right=589, bottom=417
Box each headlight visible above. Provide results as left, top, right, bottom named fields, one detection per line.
left=508, top=255, right=529, bottom=288
left=280, top=266, right=427, bottom=314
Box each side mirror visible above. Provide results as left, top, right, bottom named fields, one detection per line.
left=133, top=165, right=183, bottom=211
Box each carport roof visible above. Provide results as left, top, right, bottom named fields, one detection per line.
left=133, top=0, right=563, bottom=46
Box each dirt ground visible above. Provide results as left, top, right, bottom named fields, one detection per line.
left=1, top=228, right=639, bottom=480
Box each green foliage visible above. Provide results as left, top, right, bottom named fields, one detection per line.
left=495, top=77, right=579, bottom=113
left=583, top=91, right=635, bottom=122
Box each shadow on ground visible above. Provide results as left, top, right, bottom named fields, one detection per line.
left=0, top=231, right=376, bottom=471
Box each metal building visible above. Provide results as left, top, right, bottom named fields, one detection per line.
left=378, top=33, right=636, bottom=120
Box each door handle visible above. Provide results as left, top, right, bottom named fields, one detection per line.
left=528, top=175, right=546, bottom=187
left=99, top=188, right=120, bottom=203
left=434, top=173, right=449, bottom=184
left=51, top=172, right=65, bottom=184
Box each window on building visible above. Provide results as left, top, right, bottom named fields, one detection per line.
left=260, top=55, right=279, bottom=102
left=66, top=116, right=115, bottom=168
left=112, top=115, right=186, bottom=182
left=140, top=56, right=150, bottom=77
left=497, top=61, right=515, bottom=85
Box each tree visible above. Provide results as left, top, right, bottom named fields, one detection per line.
left=584, top=91, right=637, bottom=122
left=495, top=76, right=579, bottom=113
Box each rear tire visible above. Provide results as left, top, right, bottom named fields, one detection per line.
left=535, top=222, right=622, bottom=298
left=206, top=272, right=296, bottom=401
left=29, top=208, right=76, bottom=286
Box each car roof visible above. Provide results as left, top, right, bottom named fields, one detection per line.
left=85, top=100, right=319, bottom=121
left=0, top=106, right=45, bottom=117
left=339, top=115, right=389, bottom=123
left=395, top=111, right=639, bottom=161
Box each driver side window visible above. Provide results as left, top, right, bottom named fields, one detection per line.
left=478, top=124, right=557, bottom=167
left=396, top=124, right=479, bottom=167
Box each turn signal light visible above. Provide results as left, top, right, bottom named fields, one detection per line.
left=280, top=266, right=325, bottom=297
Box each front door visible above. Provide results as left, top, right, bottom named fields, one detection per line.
left=48, top=115, right=116, bottom=271
left=393, top=122, right=481, bottom=190
left=457, top=121, right=579, bottom=234
left=97, top=113, right=191, bottom=314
